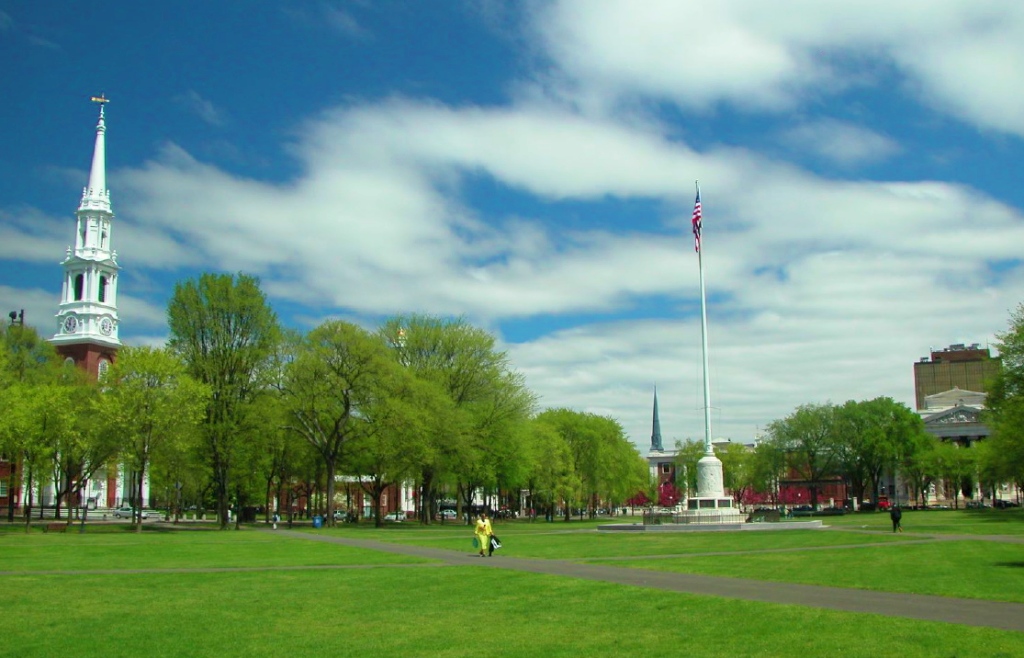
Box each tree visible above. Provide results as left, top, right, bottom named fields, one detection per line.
left=934, top=442, right=977, bottom=508
left=533, top=409, right=638, bottom=519
left=523, top=416, right=575, bottom=521
left=748, top=437, right=787, bottom=507
left=1, top=324, right=60, bottom=522
left=766, top=403, right=839, bottom=508
left=834, top=397, right=928, bottom=505
left=167, top=272, right=280, bottom=528
left=99, top=346, right=208, bottom=531
left=719, top=442, right=755, bottom=505
left=900, top=433, right=939, bottom=508
left=281, top=320, right=421, bottom=527
left=379, top=315, right=535, bottom=522
left=986, top=302, right=1024, bottom=490
left=673, top=438, right=706, bottom=499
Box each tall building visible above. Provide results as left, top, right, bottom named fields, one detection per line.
left=913, top=343, right=1000, bottom=410
left=50, top=97, right=121, bottom=378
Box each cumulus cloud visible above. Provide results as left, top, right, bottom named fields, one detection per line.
left=84, top=93, right=1023, bottom=445
left=529, top=0, right=1024, bottom=137
left=779, top=119, right=900, bottom=166
left=6, top=2, right=1024, bottom=448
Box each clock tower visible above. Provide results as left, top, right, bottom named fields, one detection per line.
left=51, top=96, right=121, bottom=378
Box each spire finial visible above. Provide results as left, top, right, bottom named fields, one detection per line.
left=91, top=94, right=109, bottom=119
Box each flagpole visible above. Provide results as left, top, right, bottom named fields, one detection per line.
left=695, top=181, right=713, bottom=455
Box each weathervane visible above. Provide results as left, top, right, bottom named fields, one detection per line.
left=91, top=94, right=109, bottom=117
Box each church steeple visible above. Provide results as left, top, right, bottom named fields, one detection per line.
left=651, top=387, right=664, bottom=452
left=51, top=96, right=121, bottom=378
left=80, top=96, right=110, bottom=215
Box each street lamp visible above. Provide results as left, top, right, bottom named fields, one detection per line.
left=6, top=310, right=23, bottom=522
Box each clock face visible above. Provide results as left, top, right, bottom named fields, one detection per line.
left=63, top=315, right=78, bottom=334
left=99, top=317, right=114, bottom=336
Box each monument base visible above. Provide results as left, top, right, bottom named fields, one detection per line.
left=677, top=496, right=745, bottom=524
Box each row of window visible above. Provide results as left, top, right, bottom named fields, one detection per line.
left=71, top=273, right=112, bottom=303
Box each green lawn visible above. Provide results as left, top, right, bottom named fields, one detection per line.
left=3, top=514, right=1024, bottom=657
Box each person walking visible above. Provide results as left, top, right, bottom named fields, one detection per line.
left=474, top=511, right=493, bottom=557
left=890, top=506, right=903, bottom=533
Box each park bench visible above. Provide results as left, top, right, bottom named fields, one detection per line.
left=44, top=522, right=67, bottom=533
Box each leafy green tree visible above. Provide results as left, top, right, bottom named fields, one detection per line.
left=986, top=302, right=1024, bottom=492
left=533, top=409, right=636, bottom=519
left=748, top=437, right=787, bottom=507
left=523, top=416, right=575, bottom=521
left=899, top=433, right=939, bottom=508
left=933, top=441, right=977, bottom=508
left=281, top=320, right=428, bottom=527
left=834, top=397, right=928, bottom=505
left=380, top=315, right=535, bottom=522
left=673, top=438, right=706, bottom=498
left=47, top=365, right=113, bottom=523
left=1, top=324, right=60, bottom=522
left=766, top=403, right=838, bottom=508
left=719, top=442, right=754, bottom=505
left=167, top=272, right=281, bottom=529
left=99, top=346, right=208, bottom=531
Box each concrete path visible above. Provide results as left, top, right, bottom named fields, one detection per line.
left=279, top=529, right=1024, bottom=633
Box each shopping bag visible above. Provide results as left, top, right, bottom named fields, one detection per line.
left=490, top=535, right=502, bottom=550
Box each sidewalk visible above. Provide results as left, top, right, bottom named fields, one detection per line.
left=280, top=529, right=1024, bottom=633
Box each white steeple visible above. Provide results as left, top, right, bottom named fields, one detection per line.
left=52, top=96, right=121, bottom=354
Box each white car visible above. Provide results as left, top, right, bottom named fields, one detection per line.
left=384, top=511, right=405, bottom=522
left=113, top=507, right=148, bottom=519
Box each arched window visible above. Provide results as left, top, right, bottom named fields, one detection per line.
left=74, top=274, right=84, bottom=301
left=99, top=275, right=107, bottom=303
left=98, top=359, right=111, bottom=379
left=101, top=227, right=108, bottom=249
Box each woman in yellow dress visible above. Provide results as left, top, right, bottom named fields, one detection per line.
left=474, top=512, right=492, bottom=557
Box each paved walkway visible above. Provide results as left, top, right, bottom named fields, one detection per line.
left=278, top=529, right=1024, bottom=633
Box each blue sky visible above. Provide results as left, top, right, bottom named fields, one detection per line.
left=3, top=1, right=1024, bottom=451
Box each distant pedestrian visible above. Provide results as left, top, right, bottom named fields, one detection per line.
left=272, top=512, right=280, bottom=530
left=890, top=506, right=902, bottom=533
left=474, top=511, right=493, bottom=557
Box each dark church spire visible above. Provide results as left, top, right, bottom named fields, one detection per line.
left=651, top=387, right=663, bottom=451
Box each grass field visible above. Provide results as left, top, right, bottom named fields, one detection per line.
left=3, top=509, right=1024, bottom=657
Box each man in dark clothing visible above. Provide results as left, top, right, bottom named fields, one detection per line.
left=890, top=506, right=903, bottom=533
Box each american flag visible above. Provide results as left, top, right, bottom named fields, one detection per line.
left=691, top=189, right=702, bottom=253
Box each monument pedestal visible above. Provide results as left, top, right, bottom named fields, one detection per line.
left=679, top=451, right=744, bottom=524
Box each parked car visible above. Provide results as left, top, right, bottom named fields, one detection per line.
left=384, top=511, right=405, bottom=522
left=113, top=507, right=147, bottom=519
left=995, top=500, right=1020, bottom=509
left=439, top=509, right=457, bottom=520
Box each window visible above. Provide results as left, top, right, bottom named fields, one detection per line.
left=661, top=463, right=672, bottom=474
left=0, top=480, right=7, bottom=498
left=98, top=359, right=111, bottom=378
left=99, top=275, right=107, bottom=303
left=74, top=274, right=84, bottom=301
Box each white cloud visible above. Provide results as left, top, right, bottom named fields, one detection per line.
left=530, top=1, right=1024, bottom=137
left=93, top=93, right=1024, bottom=446
left=779, top=119, right=900, bottom=166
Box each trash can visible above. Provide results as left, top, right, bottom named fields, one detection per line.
left=312, top=515, right=323, bottom=529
